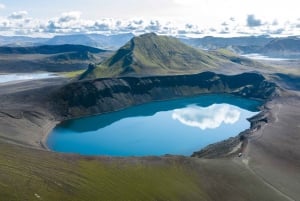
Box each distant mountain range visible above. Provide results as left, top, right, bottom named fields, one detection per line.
left=46, top=33, right=134, bottom=50
left=0, top=34, right=274, bottom=50
left=0, top=33, right=134, bottom=50
left=0, top=44, right=111, bottom=73
left=0, top=35, right=48, bottom=47
left=180, top=35, right=274, bottom=50
left=0, top=44, right=104, bottom=54
left=81, top=33, right=265, bottom=79
left=232, top=37, right=300, bottom=58
left=260, top=38, right=300, bottom=57
left=181, top=36, right=300, bottom=58
left=1, top=33, right=299, bottom=74
left=1, top=33, right=300, bottom=58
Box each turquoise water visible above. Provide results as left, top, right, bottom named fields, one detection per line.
left=47, top=94, right=261, bottom=156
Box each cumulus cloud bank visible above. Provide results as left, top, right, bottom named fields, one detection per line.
left=0, top=10, right=299, bottom=36
left=58, top=11, right=81, bottom=23
left=172, top=104, right=241, bottom=130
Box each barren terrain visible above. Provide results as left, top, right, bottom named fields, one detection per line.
left=0, top=59, right=299, bottom=200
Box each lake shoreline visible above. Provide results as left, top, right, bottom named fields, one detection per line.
left=0, top=71, right=279, bottom=158
left=40, top=120, right=58, bottom=151
left=47, top=95, right=260, bottom=156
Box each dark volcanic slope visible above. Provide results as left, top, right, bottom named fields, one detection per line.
left=55, top=72, right=278, bottom=118
left=0, top=71, right=278, bottom=149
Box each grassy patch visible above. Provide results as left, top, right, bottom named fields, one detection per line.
left=77, top=160, right=205, bottom=201
left=60, top=70, right=86, bottom=78
left=0, top=140, right=289, bottom=201
left=0, top=142, right=205, bottom=201
left=214, top=48, right=237, bottom=57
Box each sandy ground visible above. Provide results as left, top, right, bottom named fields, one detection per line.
left=243, top=93, right=300, bottom=200
left=0, top=78, right=66, bottom=148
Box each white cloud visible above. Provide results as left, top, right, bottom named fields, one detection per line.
left=8, top=11, right=28, bottom=20
left=247, top=14, right=262, bottom=27
left=0, top=3, right=5, bottom=9
left=145, top=20, right=161, bottom=31
left=42, top=11, right=85, bottom=34
left=59, top=11, right=81, bottom=23
left=172, top=104, right=241, bottom=130
left=0, top=11, right=299, bottom=37
left=0, top=0, right=300, bottom=37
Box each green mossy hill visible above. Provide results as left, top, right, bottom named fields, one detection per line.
left=81, top=33, right=222, bottom=79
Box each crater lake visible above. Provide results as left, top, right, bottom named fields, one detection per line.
left=47, top=94, right=261, bottom=156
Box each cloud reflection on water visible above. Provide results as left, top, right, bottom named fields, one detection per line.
left=172, top=104, right=241, bottom=130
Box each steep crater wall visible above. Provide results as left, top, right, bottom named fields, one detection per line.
left=53, top=72, right=278, bottom=120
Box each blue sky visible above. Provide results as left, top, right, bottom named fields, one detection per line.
left=0, top=0, right=177, bottom=19
left=0, top=0, right=299, bottom=36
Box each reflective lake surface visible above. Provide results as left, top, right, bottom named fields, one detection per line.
left=47, top=94, right=261, bottom=156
